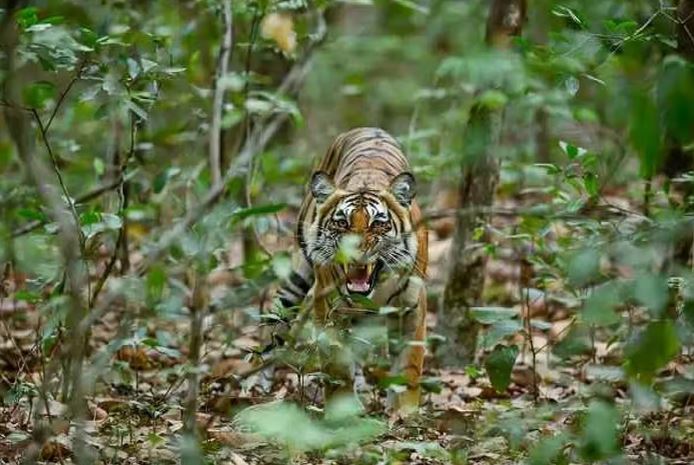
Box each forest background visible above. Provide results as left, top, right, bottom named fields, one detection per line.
left=1, top=0, right=694, bottom=463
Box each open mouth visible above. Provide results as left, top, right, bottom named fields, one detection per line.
left=342, top=261, right=383, bottom=295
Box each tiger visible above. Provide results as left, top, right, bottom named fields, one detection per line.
left=273, top=127, right=428, bottom=414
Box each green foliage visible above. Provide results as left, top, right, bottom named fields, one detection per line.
left=625, top=320, right=681, bottom=383
left=1, top=0, right=694, bottom=463
left=578, top=401, right=620, bottom=462
left=629, top=89, right=662, bottom=179
left=237, top=397, right=385, bottom=452
left=484, top=344, right=519, bottom=392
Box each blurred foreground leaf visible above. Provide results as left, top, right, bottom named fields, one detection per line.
left=236, top=397, right=384, bottom=452
left=579, top=401, right=620, bottom=462
left=484, top=344, right=518, bottom=392
left=625, top=320, right=680, bottom=382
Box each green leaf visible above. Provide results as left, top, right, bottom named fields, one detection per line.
left=237, top=400, right=384, bottom=451
left=553, top=324, right=592, bottom=359
left=14, top=290, right=41, bottom=304
left=484, top=344, right=518, bottom=392
left=153, top=167, right=181, bottom=193
left=567, top=248, right=600, bottom=287
left=633, top=274, right=668, bottom=317
left=324, top=394, right=364, bottom=423
left=81, top=213, right=123, bottom=239
left=657, top=55, right=694, bottom=145
left=470, top=306, right=519, bottom=324
left=378, top=306, right=400, bottom=315
left=15, top=7, right=39, bottom=29
left=378, top=374, right=409, bottom=389
left=625, top=320, right=680, bottom=382
left=391, top=0, right=429, bottom=14
left=125, top=99, right=148, bottom=120
left=477, top=89, right=508, bottom=110
left=16, top=207, right=45, bottom=222
left=271, top=253, right=292, bottom=280
left=146, top=432, right=165, bottom=448
left=582, top=283, right=620, bottom=327
left=420, top=376, right=443, bottom=394
left=335, top=234, right=361, bottom=265
left=146, top=266, right=167, bottom=303
left=629, top=90, right=662, bottom=178
left=93, top=158, right=105, bottom=176
left=22, top=81, right=56, bottom=109
left=232, top=203, right=286, bottom=221
left=559, top=141, right=583, bottom=160
left=529, top=434, right=567, bottom=465
left=552, top=6, right=585, bottom=28
left=348, top=293, right=379, bottom=311
left=579, top=401, right=620, bottom=461
left=683, top=299, right=694, bottom=328
left=584, top=172, right=598, bottom=197
left=480, top=319, right=523, bottom=349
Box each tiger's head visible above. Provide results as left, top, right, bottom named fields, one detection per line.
left=305, top=171, right=418, bottom=295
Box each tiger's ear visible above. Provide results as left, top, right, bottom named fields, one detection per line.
left=310, top=171, right=335, bottom=204
left=389, top=172, right=416, bottom=206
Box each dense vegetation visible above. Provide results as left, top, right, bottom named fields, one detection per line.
left=1, top=0, right=693, bottom=463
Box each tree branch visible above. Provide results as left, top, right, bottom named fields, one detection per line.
left=11, top=177, right=127, bottom=237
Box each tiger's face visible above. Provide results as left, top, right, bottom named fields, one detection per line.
left=305, top=171, right=418, bottom=295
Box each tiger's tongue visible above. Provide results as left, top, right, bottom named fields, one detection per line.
left=347, top=266, right=370, bottom=292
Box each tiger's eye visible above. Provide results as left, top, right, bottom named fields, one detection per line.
left=372, top=219, right=390, bottom=230
left=333, top=218, right=348, bottom=229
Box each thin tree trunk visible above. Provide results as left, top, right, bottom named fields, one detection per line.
left=2, top=5, right=91, bottom=462
left=437, top=0, right=526, bottom=367
left=183, top=269, right=207, bottom=436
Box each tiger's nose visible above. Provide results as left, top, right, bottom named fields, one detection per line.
left=358, top=235, right=376, bottom=253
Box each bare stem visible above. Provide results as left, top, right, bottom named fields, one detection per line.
left=90, top=116, right=137, bottom=305
left=183, top=270, right=207, bottom=437
left=209, top=0, right=233, bottom=187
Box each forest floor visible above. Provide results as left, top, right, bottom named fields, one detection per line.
left=1, top=200, right=694, bottom=465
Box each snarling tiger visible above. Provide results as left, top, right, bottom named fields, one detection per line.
left=275, top=127, right=428, bottom=413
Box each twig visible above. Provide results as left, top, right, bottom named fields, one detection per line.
left=30, top=111, right=83, bottom=240
left=242, top=9, right=273, bottom=259
left=420, top=202, right=652, bottom=226
left=11, top=178, right=126, bottom=237
left=230, top=357, right=277, bottom=385
left=44, top=59, right=87, bottom=134
left=31, top=108, right=92, bottom=303
left=520, top=248, right=539, bottom=402
left=209, top=0, right=233, bottom=187
left=90, top=116, right=137, bottom=305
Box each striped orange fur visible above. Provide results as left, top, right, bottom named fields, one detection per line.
left=275, top=127, right=428, bottom=413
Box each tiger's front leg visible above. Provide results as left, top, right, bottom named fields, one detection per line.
left=389, top=280, right=427, bottom=416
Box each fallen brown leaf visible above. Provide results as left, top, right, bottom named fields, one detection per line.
left=40, top=441, right=71, bottom=462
